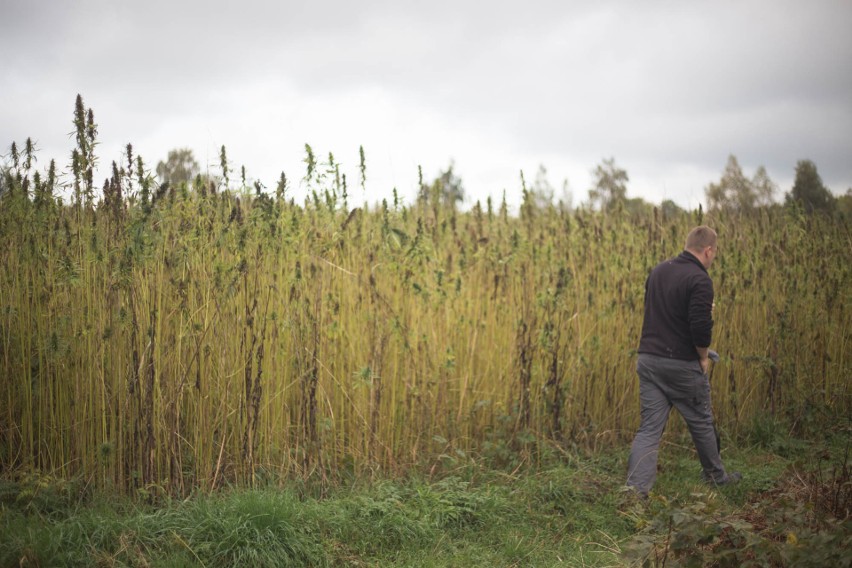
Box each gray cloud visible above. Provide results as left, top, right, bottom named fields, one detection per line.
left=2, top=0, right=851, bottom=207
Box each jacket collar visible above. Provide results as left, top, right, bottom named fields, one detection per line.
left=679, top=250, right=708, bottom=273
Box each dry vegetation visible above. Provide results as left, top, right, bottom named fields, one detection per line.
left=1, top=97, right=849, bottom=499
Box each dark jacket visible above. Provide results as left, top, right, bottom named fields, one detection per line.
left=638, top=251, right=713, bottom=360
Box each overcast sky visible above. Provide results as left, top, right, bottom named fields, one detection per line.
left=2, top=0, right=851, bottom=210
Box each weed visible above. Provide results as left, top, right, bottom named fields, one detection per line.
left=0, top=96, right=849, bottom=500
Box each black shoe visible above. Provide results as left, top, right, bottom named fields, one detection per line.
left=711, top=472, right=742, bottom=487
left=618, top=486, right=648, bottom=511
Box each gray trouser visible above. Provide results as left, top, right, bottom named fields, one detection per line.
left=626, top=353, right=727, bottom=495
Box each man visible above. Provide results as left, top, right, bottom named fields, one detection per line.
left=626, top=225, right=740, bottom=497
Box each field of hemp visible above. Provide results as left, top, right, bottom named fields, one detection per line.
left=1, top=98, right=849, bottom=502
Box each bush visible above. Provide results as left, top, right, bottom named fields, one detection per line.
left=622, top=450, right=852, bottom=567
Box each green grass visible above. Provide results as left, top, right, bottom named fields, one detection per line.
left=2, top=424, right=848, bottom=567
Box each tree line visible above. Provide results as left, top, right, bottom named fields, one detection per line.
left=150, top=148, right=850, bottom=219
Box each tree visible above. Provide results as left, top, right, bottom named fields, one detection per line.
left=431, top=161, right=465, bottom=207
left=0, top=164, right=11, bottom=198
left=531, top=164, right=555, bottom=208
left=156, top=148, right=200, bottom=186
left=588, top=157, right=628, bottom=212
left=660, top=199, right=686, bottom=220
left=558, top=179, right=574, bottom=213
left=837, top=188, right=852, bottom=219
left=751, top=165, right=777, bottom=207
left=705, top=155, right=777, bottom=212
left=623, top=196, right=653, bottom=216
left=785, top=159, right=835, bottom=213
left=705, top=155, right=754, bottom=211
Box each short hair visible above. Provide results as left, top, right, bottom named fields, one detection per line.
left=685, top=226, right=717, bottom=251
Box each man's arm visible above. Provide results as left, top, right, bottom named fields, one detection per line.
left=689, top=274, right=714, bottom=375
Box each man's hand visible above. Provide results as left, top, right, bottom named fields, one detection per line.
left=696, top=346, right=711, bottom=375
